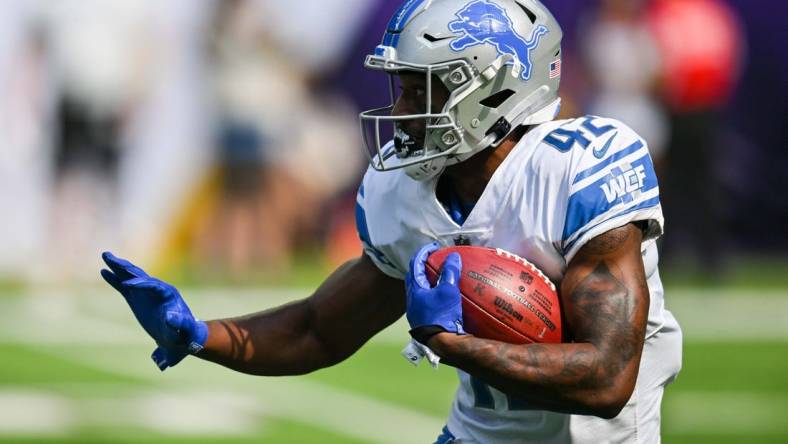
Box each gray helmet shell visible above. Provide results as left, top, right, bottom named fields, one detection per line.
left=360, top=0, right=563, bottom=180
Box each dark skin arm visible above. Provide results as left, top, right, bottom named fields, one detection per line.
left=427, top=223, right=649, bottom=419
left=197, top=254, right=405, bottom=376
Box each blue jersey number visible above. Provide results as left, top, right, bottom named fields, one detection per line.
left=543, top=116, right=616, bottom=154
left=470, top=375, right=529, bottom=410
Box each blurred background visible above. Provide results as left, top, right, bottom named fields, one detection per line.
left=0, top=0, right=786, bottom=443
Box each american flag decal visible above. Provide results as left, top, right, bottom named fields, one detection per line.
left=549, top=59, right=561, bottom=79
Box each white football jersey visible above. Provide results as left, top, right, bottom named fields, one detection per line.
left=356, top=116, right=682, bottom=444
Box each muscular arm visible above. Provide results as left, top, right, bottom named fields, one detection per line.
left=428, top=223, right=649, bottom=418
left=197, top=254, right=405, bottom=376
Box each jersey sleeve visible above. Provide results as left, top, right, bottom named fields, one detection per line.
left=561, top=119, right=664, bottom=263
left=355, top=174, right=404, bottom=279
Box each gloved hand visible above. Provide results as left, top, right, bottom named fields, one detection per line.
left=100, top=252, right=208, bottom=371
left=405, top=242, right=464, bottom=345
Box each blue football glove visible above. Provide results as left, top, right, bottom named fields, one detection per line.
left=405, top=242, right=464, bottom=344
left=100, top=252, right=208, bottom=371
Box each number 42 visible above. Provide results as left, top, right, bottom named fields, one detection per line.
left=543, top=116, right=616, bottom=156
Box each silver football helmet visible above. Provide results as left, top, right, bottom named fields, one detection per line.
left=359, top=0, right=563, bottom=180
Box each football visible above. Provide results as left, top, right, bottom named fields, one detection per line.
left=425, top=246, right=562, bottom=344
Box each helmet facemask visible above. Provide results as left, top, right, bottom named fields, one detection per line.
left=359, top=54, right=476, bottom=181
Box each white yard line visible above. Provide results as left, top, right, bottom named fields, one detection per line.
left=132, top=391, right=263, bottom=435
left=0, top=390, right=73, bottom=435
left=2, top=288, right=788, bottom=347
left=664, top=392, right=788, bottom=434
left=33, top=344, right=446, bottom=444
left=665, top=290, right=788, bottom=341
left=3, top=384, right=786, bottom=438
left=0, top=337, right=447, bottom=442
left=0, top=290, right=445, bottom=441
left=0, top=388, right=263, bottom=436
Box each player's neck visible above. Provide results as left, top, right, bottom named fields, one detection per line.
left=443, top=126, right=529, bottom=203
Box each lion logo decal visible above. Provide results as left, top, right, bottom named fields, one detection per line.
left=448, top=0, right=548, bottom=81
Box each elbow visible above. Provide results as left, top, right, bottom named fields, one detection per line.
left=591, top=397, right=628, bottom=420
left=586, top=380, right=636, bottom=419
left=581, top=347, right=642, bottom=419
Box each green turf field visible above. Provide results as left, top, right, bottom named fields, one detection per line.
left=1, top=286, right=787, bottom=443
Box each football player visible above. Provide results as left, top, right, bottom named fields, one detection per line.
left=101, top=0, right=682, bottom=442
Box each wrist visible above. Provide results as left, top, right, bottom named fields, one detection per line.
left=426, top=331, right=466, bottom=357
left=409, top=325, right=446, bottom=344
left=187, top=319, right=209, bottom=354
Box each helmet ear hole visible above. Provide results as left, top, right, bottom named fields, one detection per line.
left=517, top=3, right=537, bottom=23
left=423, top=33, right=452, bottom=43
left=480, top=89, right=516, bottom=108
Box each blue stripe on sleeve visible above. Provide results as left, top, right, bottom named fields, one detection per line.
left=355, top=201, right=371, bottom=246
left=355, top=196, right=392, bottom=266
left=563, top=153, right=659, bottom=241
left=563, top=196, right=661, bottom=254
left=572, top=140, right=645, bottom=185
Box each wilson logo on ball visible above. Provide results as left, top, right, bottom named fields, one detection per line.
left=425, top=246, right=562, bottom=344
left=494, top=296, right=524, bottom=322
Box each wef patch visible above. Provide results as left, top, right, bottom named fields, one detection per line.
left=562, top=151, right=659, bottom=242
left=601, top=165, right=648, bottom=203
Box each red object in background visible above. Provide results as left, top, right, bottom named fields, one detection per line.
left=647, top=0, right=744, bottom=111
left=425, top=246, right=562, bottom=345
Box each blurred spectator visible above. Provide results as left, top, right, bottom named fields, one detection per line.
left=647, top=0, right=745, bottom=277
left=579, top=0, right=669, bottom=173
left=196, top=0, right=363, bottom=279
left=37, top=0, right=157, bottom=282
left=0, top=1, right=49, bottom=280
left=196, top=0, right=282, bottom=278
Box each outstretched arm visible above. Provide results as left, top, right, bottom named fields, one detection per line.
left=102, top=252, right=405, bottom=375
left=199, top=254, right=405, bottom=375
left=425, top=223, right=649, bottom=418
